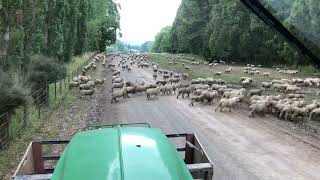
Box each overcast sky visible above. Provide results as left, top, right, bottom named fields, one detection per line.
left=116, top=0, right=181, bottom=45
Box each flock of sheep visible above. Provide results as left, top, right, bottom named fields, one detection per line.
left=68, top=53, right=106, bottom=97
left=111, top=53, right=320, bottom=122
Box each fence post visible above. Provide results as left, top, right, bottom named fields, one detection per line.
left=38, top=106, right=41, bottom=119
left=23, top=103, right=28, bottom=128
left=60, top=80, right=62, bottom=93
left=54, top=82, right=57, bottom=100
left=0, top=113, right=9, bottom=150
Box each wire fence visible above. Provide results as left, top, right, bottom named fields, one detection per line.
left=0, top=54, right=95, bottom=150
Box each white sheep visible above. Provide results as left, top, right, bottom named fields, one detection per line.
left=309, top=108, right=320, bottom=121
left=146, top=87, right=160, bottom=100
left=215, top=97, right=240, bottom=112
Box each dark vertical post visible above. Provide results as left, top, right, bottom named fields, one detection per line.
left=59, top=80, right=62, bottom=93
left=38, top=106, right=41, bottom=119
left=23, top=103, right=28, bottom=128
left=185, top=134, right=195, bottom=164
left=54, top=82, right=57, bottom=100
left=32, top=142, right=45, bottom=174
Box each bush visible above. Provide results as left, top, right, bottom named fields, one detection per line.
left=27, top=55, right=67, bottom=104
left=0, top=70, right=27, bottom=114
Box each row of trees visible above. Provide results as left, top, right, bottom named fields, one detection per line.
left=152, top=0, right=319, bottom=67
left=0, top=0, right=119, bottom=66
left=0, top=0, right=120, bottom=113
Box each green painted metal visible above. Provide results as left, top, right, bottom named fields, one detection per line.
left=51, top=126, right=193, bottom=180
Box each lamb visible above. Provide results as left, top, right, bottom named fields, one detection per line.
left=111, top=82, right=125, bottom=92
left=215, top=97, right=240, bottom=112
left=111, top=88, right=127, bottom=103
left=146, top=87, right=160, bottom=100
left=177, top=85, right=195, bottom=99
left=80, top=89, right=94, bottom=98
left=309, top=108, right=320, bottom=121
left=247, top=88, right=264, bottom=97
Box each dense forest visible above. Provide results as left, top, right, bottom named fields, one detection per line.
left=152, top=0, right=320, bottom=68
left=0, top=0, right=119, bottom=113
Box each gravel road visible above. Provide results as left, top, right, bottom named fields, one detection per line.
left=99, top=56, right=320, bottom=180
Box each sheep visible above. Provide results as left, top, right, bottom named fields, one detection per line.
left=262, top=82, right=271, bottom=88
left=156, top=80, right=167, bottom=86
left=225, top=68, right=232, bottom=74
left=309, top=108, right=320, bottom=121
left=287, top=94, right=305, bottom=99
left=146, top=87, right=160, bottom=100
left=241, top=78, right=253, bottom=88
left=111, top=82, right=125, bottom=92
left=215, top=97, right=240, bottom=112
left=202, top=90, right=219, bottom=104
left=263, top=72, right=270, bottom=77
left=182, top=73, right=189, bottom=80
left=285, top=86, right=300, bottom=93
left=177, top=85, right=195, bottom=99
left=179, top=83, right=190, bottom=88
left=189, top=95, right=205, bottom=106
left=163, top=74, right=170, bottom=80
left=79, top=84, right=93, bottom=90
left=290, top=107, right=307, bottom=122
left=113, top=77, right=123, bottom=83
left=125, top=81, right=134, bottom=87
left=195, top=84, right=209, bottom=90
left=111, top=88, right=127, bottom=103
left=134, top=84, right=149, bottom=94
left=94, top=79, right=104, bottom=85
left=249, top=101, right=268, bottom=117
left=305, top=100, right=320, bottom=113
left=80, top=89, right=94, bottom=98
left=247, top=88, right=264, bottom=97
left=214, top=72, right=222, bottom=76
left=169, top=77, right=180, bottom=84
left=69, top=81, right=80, bottom=89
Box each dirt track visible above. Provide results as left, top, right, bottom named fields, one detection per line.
left=100, top=56, right=320, bottom=180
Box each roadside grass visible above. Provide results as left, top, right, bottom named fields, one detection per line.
left=0, top=53, right=94, bottom=179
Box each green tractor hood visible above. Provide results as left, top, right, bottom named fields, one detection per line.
left=51, top=126, right=193, bottom=180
